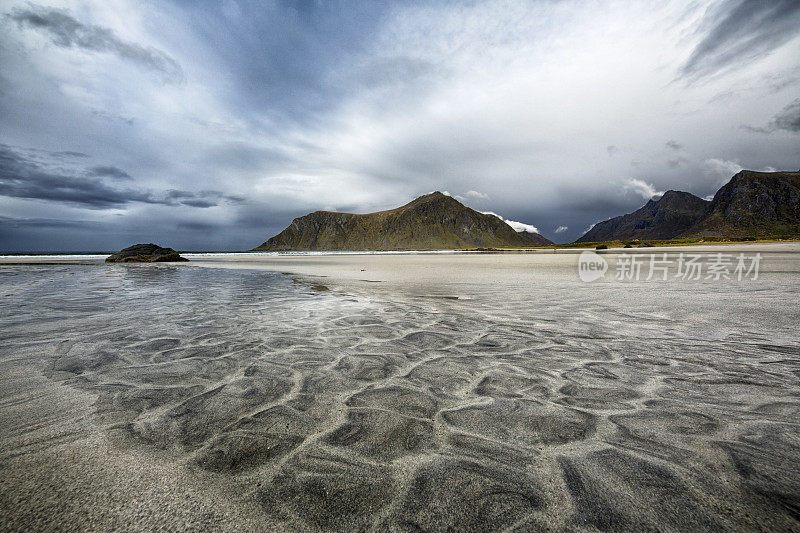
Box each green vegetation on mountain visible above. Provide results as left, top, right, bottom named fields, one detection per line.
left=254, top=192, right=553, bottom=251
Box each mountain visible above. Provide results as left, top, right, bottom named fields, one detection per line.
left=680, top=170, right=800, bottom=238
left=254, top=192, right=553, bottom=251
left=519, top=230, right=553, bottom=246
left=576, top=190, right=709, bottom=242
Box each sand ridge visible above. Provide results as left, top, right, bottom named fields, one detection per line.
left=0, top=251, right=799, bottom=531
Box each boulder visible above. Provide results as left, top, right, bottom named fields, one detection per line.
left=106, top=243, right=188, bottom=263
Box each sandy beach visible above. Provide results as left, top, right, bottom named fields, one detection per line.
left=1, top=244, right=799, bottom=531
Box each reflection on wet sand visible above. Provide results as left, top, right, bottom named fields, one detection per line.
left=1, top=249, right=799, bottom=531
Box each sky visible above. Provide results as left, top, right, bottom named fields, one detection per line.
left=1, top=0, right=799, bottom=251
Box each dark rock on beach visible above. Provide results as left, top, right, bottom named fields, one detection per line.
left=105, top=243, right=188, bottom=263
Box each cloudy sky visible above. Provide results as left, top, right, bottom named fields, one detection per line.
left=1, top=0, right=798, bottom=251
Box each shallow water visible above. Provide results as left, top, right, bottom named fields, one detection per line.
left=1, top=256, right=799, bottom=531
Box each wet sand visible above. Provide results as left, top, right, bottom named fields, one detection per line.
left=1, top=245, right=799, bottom=531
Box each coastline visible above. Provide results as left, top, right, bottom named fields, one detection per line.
left=2, top=240, right=798, bottom=262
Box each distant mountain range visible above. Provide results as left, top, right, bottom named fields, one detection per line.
left=577, top=170, right=800, bottom=243
left=254, top=192, right=553, bottom=251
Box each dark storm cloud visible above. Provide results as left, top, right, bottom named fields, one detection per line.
left=165, top=189, right=245, bottom=208
left=164, top=189, right=194, bottom=200
left=9, top=5, right=183, bottom=82
left=0, top=215, right=104, bottom=252
left=742, top=98, right=800, bottom=134
left=665, top=140, right=682, bottom=150
left=176, top=220, right=219, bottom=232
left=0, top=145, right=160, bottom=208
left=680, top=0, right=800, bottom=80
left=88, top=165, right=131, bottom=180
left=232, top=203, right=297, bottom=230
left=2, top=144, right=90, bottom=161
left=92, top=109, right=135, bottom=126
left=490, top=185, right=663, bottom=243
left=0, top=215, right=100, bottom=230
left=160, top=190, right=245, bottom=209
left=178, top=199, right=216, bottom=208
left=180, top=0, right=388, bottom=122
left=0, top=146, right=241, bottom=209
left=772, top=98, right=800, bottom=133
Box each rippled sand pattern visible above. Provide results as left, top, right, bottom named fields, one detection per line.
left=1, top=259, right=799, bottom=531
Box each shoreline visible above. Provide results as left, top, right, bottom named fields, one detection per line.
left=1, top=240, right=798, bottom=265
left=2, top=242, right=797, bottom=295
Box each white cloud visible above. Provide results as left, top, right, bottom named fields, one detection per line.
left=455, top=190, right=488, bottom=202
left=464, top=190, right=488, bottom=200
left=505, top=220, right=539, bottom=234
left=554, top=225, right=568, bottom=233
left=624, top=178, right=664, bottom=200
left=702, top=158, right=744, bottom=181
left=702, top=159, right=778, bottom=186
left=482, top=211, right=539, bottom=234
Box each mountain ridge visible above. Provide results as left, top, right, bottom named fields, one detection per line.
left=576, top=190, right=710, bottom=243
left=680, top=170, right=800, bottom=238
left=254, top=192, right=553, bottom=251
left=576, top=170, right=800, bottom=242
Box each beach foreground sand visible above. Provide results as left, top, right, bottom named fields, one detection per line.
left=1, top=244, right=799, bottom=531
